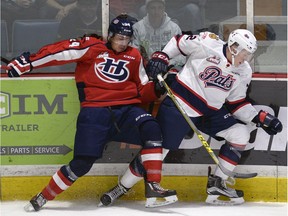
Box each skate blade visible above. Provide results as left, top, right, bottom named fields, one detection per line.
left=98, top=201, right=110, bottom=207
left=24, top=202, right=36, bottom=212
left=145, top=195, right=178, bottom=208
left=98, top=202, right=104, bottom=207
left=205, top=195, right=245, bottom=205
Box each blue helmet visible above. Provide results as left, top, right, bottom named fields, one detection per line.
left=108, top=14, right=135, bottom=37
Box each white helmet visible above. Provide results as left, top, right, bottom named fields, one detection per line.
left=228, top=29, right=257, bottom=55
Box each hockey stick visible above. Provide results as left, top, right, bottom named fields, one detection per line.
left=157, top=74, right=257, bottom=179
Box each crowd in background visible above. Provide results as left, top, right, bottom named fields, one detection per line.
left=1, top=0, right=284, bottom=72
left=1, top=0, right=208, bottom=71
left=1, top=0, right=206, bottom=39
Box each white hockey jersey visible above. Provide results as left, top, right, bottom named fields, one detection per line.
left=162, top=32, right=258, bottom=123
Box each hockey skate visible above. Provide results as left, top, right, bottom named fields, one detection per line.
left=98, top=183, right=129, bottom=206
left=24, top=192, right=47, bottom=212
left=206, top=167, right=244, bottom=205
left=145, top=181, right=178, bottom=208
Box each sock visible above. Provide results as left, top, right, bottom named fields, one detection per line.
left=41, top=166, right=76, bottom=200
left=140, top=147, right=162, bottom=182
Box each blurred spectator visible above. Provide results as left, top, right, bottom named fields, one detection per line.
left=139, top=0, right=206, bottom=32
left=40, top=0, right=77, bottom=21
left=166, top=0, right=206, bottom=32
left=132, top=0, right=185, bottom=67
left=2, top=0, right=45, bottom=22
left=109, top=0, right=145, bottom=20
left=58, top=0, right=102, bottom=40
left=1, top=0, right=46, bottom=47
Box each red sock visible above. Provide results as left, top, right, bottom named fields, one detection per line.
left=140, top=147, right=162, bottom=182
left=41, top=169, right=74, bottom=200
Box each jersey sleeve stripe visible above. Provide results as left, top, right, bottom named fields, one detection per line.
left=173, top=77, right=219, bottom=115
left=32, top=48, right=89, bottom=67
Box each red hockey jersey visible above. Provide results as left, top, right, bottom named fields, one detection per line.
left=29, top=36, right=158, bottom=107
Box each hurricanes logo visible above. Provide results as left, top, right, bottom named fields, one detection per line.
left=199, top=66, right=235, bottom=91
left=95, top=58, right=129, bottom=83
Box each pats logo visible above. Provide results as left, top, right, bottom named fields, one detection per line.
left=95, top=58, right=129, bottom=83
left=199, top=66, right=235, bottom=91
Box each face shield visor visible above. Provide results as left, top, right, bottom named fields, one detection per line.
left=229, top=44, right=255, bottom=66
left=112, top=34, right=132, bottom=46
left=236, top=48, right=254, bottom=62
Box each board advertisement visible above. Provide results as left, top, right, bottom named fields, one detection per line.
left=0, top=77, right=287, bottom=167
left=1, top=78, right=78, bottom=165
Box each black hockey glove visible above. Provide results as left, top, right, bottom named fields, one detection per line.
left=153, top=65, right=179, bottom=97
left=7, top=52, right=33, bottom=77
left=146, top=51, right=169, bottom=80
left=252, top=110, right=283, bottom=135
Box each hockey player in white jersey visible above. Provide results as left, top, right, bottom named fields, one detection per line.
left=99, top=29, right=282, bottom=206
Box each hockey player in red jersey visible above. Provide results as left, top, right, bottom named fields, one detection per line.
left=101, top=29, right=283, bottom=205
left=6, top=14, right=177, bottom=211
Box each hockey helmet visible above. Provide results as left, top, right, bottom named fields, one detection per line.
left=108, top=14, right=134, bottom=38
left=228, top=29, right=257, bottom=56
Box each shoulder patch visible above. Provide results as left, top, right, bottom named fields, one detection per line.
left=209, top=33, right=219, bottom=40
left=206, top=56, right=221, bottom=65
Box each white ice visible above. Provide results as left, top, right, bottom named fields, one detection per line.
left=1, top=200, right=287, bottom=216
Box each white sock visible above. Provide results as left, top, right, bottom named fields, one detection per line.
left=120, top=167, right=142, bottom=189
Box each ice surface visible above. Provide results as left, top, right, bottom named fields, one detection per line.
left=1, top=200, right=287, bottom=216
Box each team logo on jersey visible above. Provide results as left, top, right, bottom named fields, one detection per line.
left=206, top=56, right=220, bottom=65
left=95, top=58, right=129, bottom=83
left=97, top=52, right=109, bottom=59
left=199, top=66, right=235, bottom=91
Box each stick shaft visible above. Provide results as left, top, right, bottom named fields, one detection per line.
left=157, top=74, right=257, bottom=178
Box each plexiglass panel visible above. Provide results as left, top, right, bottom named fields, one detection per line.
left=1, top=0, right=287, bottom=73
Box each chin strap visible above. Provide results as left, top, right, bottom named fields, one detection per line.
left=231, top=54, right=235, bottom=66
left=228, top=45, right=236, bottom=66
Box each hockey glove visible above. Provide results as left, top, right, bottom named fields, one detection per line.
left=252, top=110, right=283, bottom=135
left=7, top=52, right=33, bottom=77
left=146, top=51, right=169, bottom=80
left=153, top=65, right=179, bottom=97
